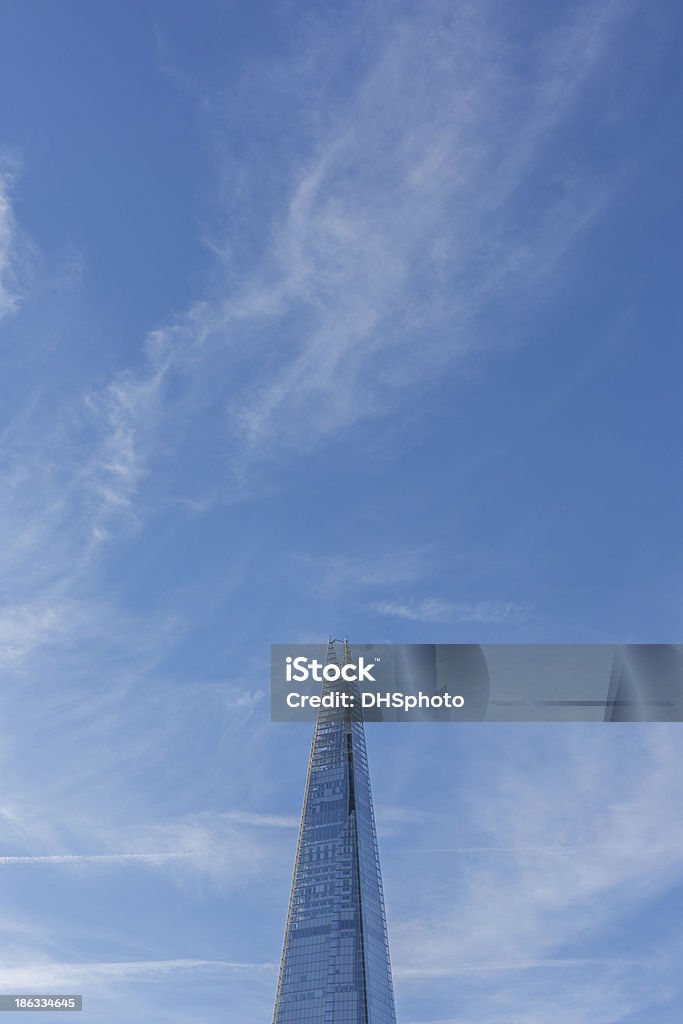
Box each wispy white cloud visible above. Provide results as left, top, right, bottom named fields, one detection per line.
left=373, top=597, right=526, bottom=624
left=0, top=852, right=192, bottom=867
left=0, top=0, right=650, bottom=661
left=386, top=726, right=683, bottom=1021
left=45, top=0, right=647, bottom=504
left=83, top=360, right=170, bottom=539
left=0, top=0, right=654, bottom=651
left=222, top=0, right=638, bottom=455
left=0, top=164, right=21, bottom=320
left=101, top=810, right=296, bottom=885
left=0, top=600, right=73, bottom=668
left=403, top=843, right=683, bottom=854
left=0, top=957, right=276, bottom=988
left=218, top=810, right=298, bottom=828
left=392, top=732, right=683, bottom=967
left=394, top=956, right=646, bottom=978
left=304, top=551, right=427, bottom=597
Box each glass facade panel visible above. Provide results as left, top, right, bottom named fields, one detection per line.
left=273, top=641, right=398, bottom=1024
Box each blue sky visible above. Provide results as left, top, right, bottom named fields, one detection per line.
left=0, top=0, right=682, bottom=1021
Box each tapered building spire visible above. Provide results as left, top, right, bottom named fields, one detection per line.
left=273, top=640, right=397, bottom=1024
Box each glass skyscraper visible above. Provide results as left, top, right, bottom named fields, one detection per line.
left=272, top=640, right=398, bottom=1024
